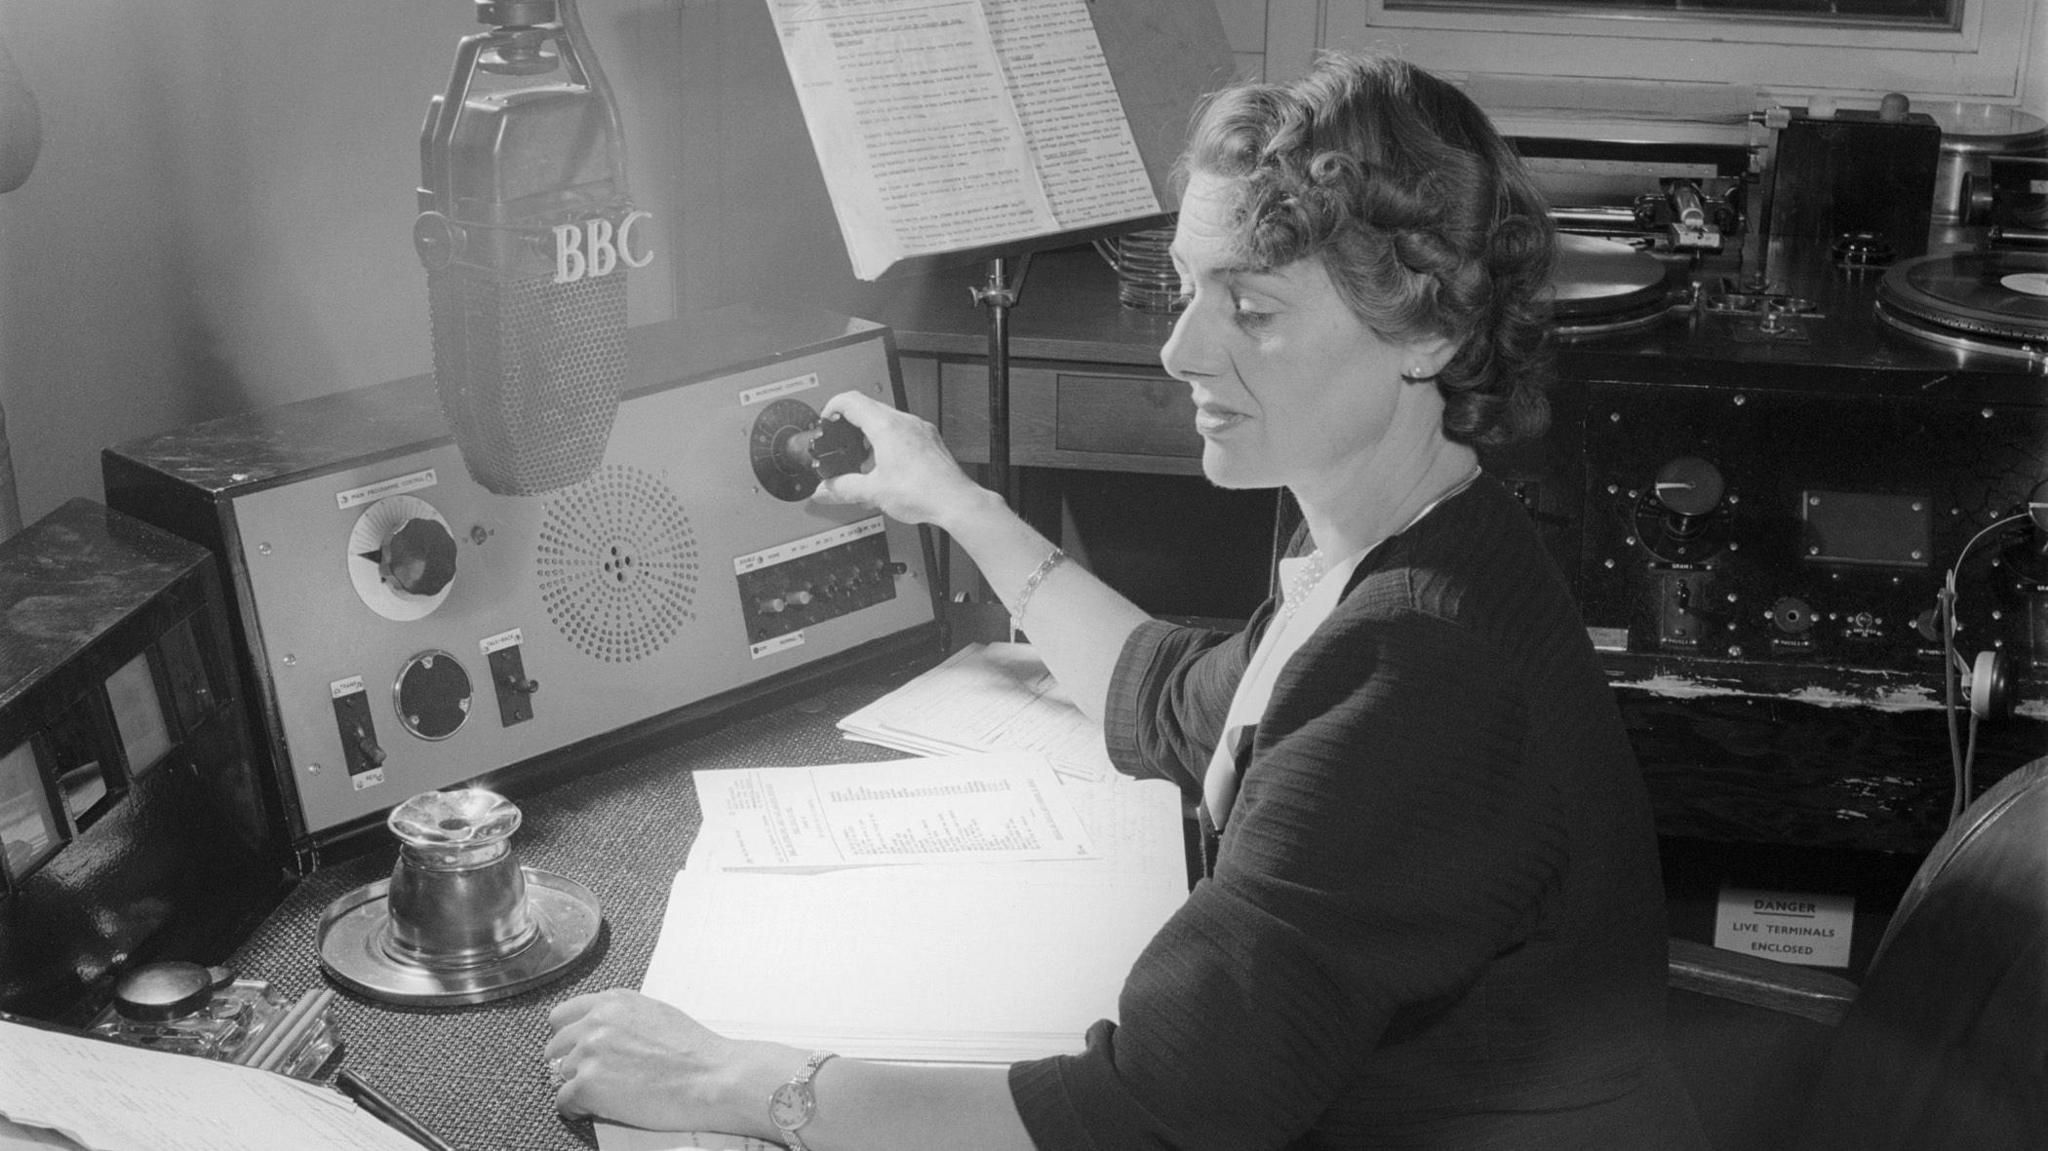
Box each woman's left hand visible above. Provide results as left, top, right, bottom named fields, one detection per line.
left=544, top=989, right=777, bottom=1134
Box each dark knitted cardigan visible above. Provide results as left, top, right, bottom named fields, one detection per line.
left=1009, top=476, right=1706, bottom=1150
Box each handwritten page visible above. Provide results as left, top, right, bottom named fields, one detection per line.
left=692, top=753, right=1096, bottom=869
left=838, top=642, right=1115, bottom=782
left=764, top=0, right=1159, bottom=279
left=0, top=1018, right=420, bottom=1151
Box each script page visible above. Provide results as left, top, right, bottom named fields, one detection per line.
left=0, top=1019, right=420, bottom=1151
left=594, top=768, right=1187, bottom=1151
left=764, top=0, right=1158, bottom=279
left=837, top=642, right=1116, bottom=782
left=691, top=753, right=1097, bottom=869
left=985, top=0, right=1157, bottom=230
left=648, top=771, right=1186, bottom=1059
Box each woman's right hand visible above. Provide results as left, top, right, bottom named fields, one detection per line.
left=813, top=391, right=999, bottom=532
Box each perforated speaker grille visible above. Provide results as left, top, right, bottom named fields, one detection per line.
left=535, top=465, right=700, bottom=663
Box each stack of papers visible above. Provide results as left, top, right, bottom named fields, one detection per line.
left=597, top=754, right=1188, bottom=1151
left=837, top=643, right=1116, bottom=783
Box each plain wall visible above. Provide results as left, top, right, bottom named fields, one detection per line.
left=0, top=0, right=686, bottom=526
left=0, top=0, right=1267, bottom=527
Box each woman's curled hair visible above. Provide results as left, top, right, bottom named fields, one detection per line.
left=1178, top=51, right=1556, bottom=447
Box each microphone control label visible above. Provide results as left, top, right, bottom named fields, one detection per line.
left=740, top=373, right=822, bottom=407
left=336, top=469, right=438, bottom=510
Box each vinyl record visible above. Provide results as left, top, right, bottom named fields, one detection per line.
left=1877, top=250, right=2048, bottom=342
left=1548, top=234, right=1670, bottom=320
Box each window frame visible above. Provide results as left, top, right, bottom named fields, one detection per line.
left=1272, top=0, right=2037, bottom=125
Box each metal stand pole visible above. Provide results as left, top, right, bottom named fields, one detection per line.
left=969, top=254, right=1031, bottom=511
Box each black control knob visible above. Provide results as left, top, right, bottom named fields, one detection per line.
left=807, top=415, right=872, bottom=479
left=1653, top=457, right=1726, bottom=519
left=2024, top=478, right=2048, bottom=568
left=377, top=517, right=459, bottom=597
left=1996, top=478, right=2048, bottom=586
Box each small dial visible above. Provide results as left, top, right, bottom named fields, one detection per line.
left=1633, top=456, right=1733, bottom=563
left=749, top=398, right=825, bottom=502
left=1652, top=456, right=1726, bottom=518
left=393, top=650, right=473, bottom=741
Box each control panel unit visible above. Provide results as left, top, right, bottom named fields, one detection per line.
left=105, top=310, right=940, bottom=852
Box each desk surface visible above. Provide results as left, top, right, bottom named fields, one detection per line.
left=229, top=675, right=916, bottom=1151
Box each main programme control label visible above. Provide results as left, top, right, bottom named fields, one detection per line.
left=1713, top=886, right=1854, bottom=968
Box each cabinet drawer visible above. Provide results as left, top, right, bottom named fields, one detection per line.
left=937, top=361, right=1201, bottom=474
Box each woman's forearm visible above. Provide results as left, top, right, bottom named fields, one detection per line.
left=935, top=487, right=1150, bottom=723
left=713, top=1043, right=1039, bottom=1151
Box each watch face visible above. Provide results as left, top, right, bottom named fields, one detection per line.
left=769, top=1081, right=813, bottom=1130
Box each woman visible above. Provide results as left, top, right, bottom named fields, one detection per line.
left=547, top=52, right=1706, bottom=1149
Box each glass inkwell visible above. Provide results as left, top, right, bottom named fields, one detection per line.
left=87, top=961, right=338, bottom=1077
left=316, top=788, right=602, bottom=1006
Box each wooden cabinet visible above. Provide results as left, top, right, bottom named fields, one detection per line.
left=922, top=360, right=1201, bottom=474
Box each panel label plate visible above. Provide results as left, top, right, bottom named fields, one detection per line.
left=335, top=469, right=438, bottom=510
left=1714, top=886, right=1854, bottom=967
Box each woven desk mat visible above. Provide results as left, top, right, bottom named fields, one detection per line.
left=229, top=677, right=907, bottom=1151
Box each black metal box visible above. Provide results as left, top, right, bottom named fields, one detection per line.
left=0, top=500, right=287, bottom=1024
left=1768, top=108, right=1942, bottom=259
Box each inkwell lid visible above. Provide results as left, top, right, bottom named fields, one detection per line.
left=112, top=961, right=230, bottom=1022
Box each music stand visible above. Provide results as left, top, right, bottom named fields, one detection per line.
left=777, top=0, right=1232, bottom=512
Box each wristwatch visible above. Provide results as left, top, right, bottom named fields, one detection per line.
left=767, top=1050, right=837, bottom=1151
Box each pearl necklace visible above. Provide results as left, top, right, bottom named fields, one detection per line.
left=1279, top=467, right=1484, bottom=626
left=1278, top=549, right=1328, bottom=627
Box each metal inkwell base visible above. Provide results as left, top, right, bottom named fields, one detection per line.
left=317, top=789, right=602, bottom=1006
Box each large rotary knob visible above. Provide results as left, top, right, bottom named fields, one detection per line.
left=348, top=495, right=459, bottom=621
left=1653, top=456, right=1727, bottom=518
left=376, top=516, right=459, bottom=597
left=1633, top=456, right=1732, bottom=563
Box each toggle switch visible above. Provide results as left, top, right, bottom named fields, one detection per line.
left=331, top=681, right=387, bottom=779
left=1657, top=569, right=1712, bottom=648
left=485, top=643, right=539, bottom=727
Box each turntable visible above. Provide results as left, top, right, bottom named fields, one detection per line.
left=1549, top=234, right=1684, bottom=341
left=1876, top=249, right=2048, bottom=369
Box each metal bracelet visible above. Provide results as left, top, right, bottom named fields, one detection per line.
left=1010, top=547, right=1068, bottom=632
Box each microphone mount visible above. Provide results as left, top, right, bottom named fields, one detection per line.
left=474, top=0, right=567, bottom=76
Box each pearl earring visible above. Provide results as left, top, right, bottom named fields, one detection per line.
left=1400, top=368, right=1437, bottom=384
